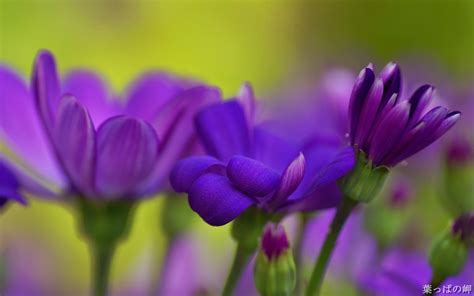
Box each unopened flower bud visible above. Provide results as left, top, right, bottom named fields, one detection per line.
left=429, top=228, right=468, bottom=285
left=339, top=151, right=389, bottom=203
left=254, top=223, right=295, bottom=296
left=442, top=137, right=474, bottom=217
left=452, top=213, right=474, bottom=247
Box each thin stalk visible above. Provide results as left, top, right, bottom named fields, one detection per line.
left=305, top=197, right=357, bottom=296
left=294, top=214, right=310, bottom=295
left=221, top=244, right=253, bottom=296
left=92, top=242, right=116, bottom=296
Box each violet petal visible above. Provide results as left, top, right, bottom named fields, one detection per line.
left=170, top=156, right=224, bottom=193
left=227, top=155, right=281, bottom=197
left=188, top=173, right=254, bottom=226
left=196, top=100, right=251, bottom=162
left=96, top=116, right=159, bottom=198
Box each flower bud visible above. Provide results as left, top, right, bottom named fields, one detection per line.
left=429, top=228, right=468, bottom=284
left=339, top=151, right=389, bottom=203
left=452, top=213, right=474, bottom=247
left=441, top=137, right=474, bottom=217
left=254, top=223, right=296, bottom=296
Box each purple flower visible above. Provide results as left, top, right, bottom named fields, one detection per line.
left=170, top=85, right=355, bottom=226
left=303, top=209, right=377, bottom=282
left=359, top=249, right=474, bottom=296
left=349, top=63, right=461, bottom=167
left=446, top=136, right=473, bottom=166
left=0, top=160, right=27, bottom=208
left=0, top=50, right=219, bottom=200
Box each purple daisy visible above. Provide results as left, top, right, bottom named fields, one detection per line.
left=349, top=62, right=461, bottom=167
left=170, top=84, right=355, bottom=226
left=0, top=50, right=220, bottom=201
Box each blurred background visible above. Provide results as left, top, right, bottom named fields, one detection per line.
left=1, top=0, right=473, bottom=295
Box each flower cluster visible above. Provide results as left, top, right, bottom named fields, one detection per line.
left=1, top=52, right=468, bottom=296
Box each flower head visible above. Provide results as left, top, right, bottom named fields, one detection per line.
left=0, top=50, right=219, bottom=201
left=349, top=62, right=461, bottom=167
left=170, top=85, right=355, bottom=226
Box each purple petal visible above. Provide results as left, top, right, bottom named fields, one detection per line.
left=170, top=156, right=224, bottom=193
left=188, top=173, right=255, bottom=226
left=143, top=86, right=221, bottom=192
left=269, top=152, right=305, bottom=209
left=0, top=66, right=65, bottom=186
left=383, top=106, right=448, bottom=165
left=348, top=67, right=375, bottom=144
left=237, top=82, right=256, bottom=127
left=125, top=72, right=192, bottom=121
left=0, top=161, right=27, bottom=207
left=379, top=62, right=401, bottom=107
left=227, top=155, right=281, bottom=197
left=369, top=101, right=410, bottom=165
left=252, top=127, right=300, bottom=172
left=303, top=146, right=356, bottom=195
left=407, top=85, right=434, bottom=127
left=396, top=111, right=460, bottom=165
left=196, top=100, right=251, bottom=162
left=96, top=116, right=159, bottom=198
left=32, top=50, right=61, bottom=131
left=62, top=70, right=120, bottom=127
left=354, top=78, right=383, bottom=147
left=261, top=223, right=290, bottom=259
left=54, top=95, right=96, bottom=195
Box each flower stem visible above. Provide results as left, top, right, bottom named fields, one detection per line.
left=294, top=213, right=311, bottom=295
left=221, top=244, right=253, bottom=296
left=92, top=241, right=116, bottom=296
left=305, top=196, right=357, bottom=296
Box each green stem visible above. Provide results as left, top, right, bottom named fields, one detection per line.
left=294, top=214, right=310, bottom=295
left=305, top=197, right=358, bottom=296
left=426, top=275, right=444, bottom=295
left=221, top=244, right=253, bottom=296
left=92, top=242, right=116, bottom=296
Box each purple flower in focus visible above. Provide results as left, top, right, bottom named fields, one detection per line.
left=0, top=50, right=219, bottom=200
left=349, top=63, right=461, bottom=167
left=170, top=85, right=355, bottom=226
left=0, top=160, right=27, bottom=208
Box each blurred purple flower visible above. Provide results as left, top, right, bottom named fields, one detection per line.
left=446, top=136, right=473, bottom=166
left=0, top=160, right=27, bottom=208
left=0, top=50, right=219, bottom=200
left=170, top=85, right=355, bottom=226
left=156, top=237, right=201, bottom=296
left=303, top=209, right=378, bottom=282
left=388, top=177, right=412, bottom=207
left=359, top=249, right=474, bottom=296
left=349, top=63, right=460, bottom=167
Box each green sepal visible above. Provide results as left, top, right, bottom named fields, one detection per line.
left=77, top=197, right=136, bottom=248
left=231, top=207, right=269, bottom=252
left=429, top=229, right=468, bottom=284
left=338, top=151, right=390, bottom=203
left=254, top=249, right=296, bottom=296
